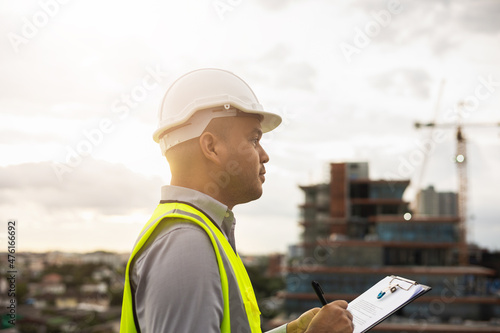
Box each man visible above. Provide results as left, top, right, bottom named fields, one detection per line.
left=120, top=68, right=354, bottom=332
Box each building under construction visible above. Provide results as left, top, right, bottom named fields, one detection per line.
left=282, top=162, right=500, bottom=332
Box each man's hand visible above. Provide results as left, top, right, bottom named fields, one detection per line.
left=287, top=307, right=320, bottom=333
left=287, top=300, right=354, bottom=333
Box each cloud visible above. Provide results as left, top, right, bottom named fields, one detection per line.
left=369, top=68, right=432, bottom=99
left=0, top=159, right=162, bottom=215
left=0, top=158, right=166, bottom=252
left=0, top=128, right=60, bottom=144
left=454, top=0, right=500, bottom=34
left=353, top=0, right=500, bottom=36
left=1, top=0, right=498, bottom=254
left=347, top=0, right=499, bottom=57
left=249, top=44, right=318, bottom=92
left=255, top=0, right=297, bottom=11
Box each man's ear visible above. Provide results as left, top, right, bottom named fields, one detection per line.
left=199, top=132, right=225, bottom=166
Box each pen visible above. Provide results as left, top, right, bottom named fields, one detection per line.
left=377, top=284, right=398, bottom=299
left=311, top=280, right=328, bottom=306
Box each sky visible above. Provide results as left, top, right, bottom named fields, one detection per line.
left=1, top=0, right=499, bottom=255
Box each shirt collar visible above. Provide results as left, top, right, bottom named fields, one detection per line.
left=160, top=185, right=235, bottom=240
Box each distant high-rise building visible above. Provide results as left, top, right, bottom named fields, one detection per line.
left=438, top=191, right=459, bottom=216
left=416, top=185, right=458, bottom=216
left=279, top=162, right=500, bottom=331
left=346, top=161, right=369, bottom=179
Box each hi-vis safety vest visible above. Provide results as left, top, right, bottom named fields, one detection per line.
left=120, top=201, right=262, bottom=333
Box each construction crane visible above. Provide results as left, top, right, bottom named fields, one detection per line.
left=415, top=102, right=500, bottom=266
left=411, top=80, right=446, bottom=200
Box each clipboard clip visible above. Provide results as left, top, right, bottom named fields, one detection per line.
left=377, top=276, right=417, bottom=299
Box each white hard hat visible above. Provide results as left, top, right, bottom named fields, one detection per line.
left=153, top=68, right=282, bottom=153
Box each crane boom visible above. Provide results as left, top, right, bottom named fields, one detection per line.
left=456, top=125, right=468, bottom=266
left=414, top=103, right=500, bottom=266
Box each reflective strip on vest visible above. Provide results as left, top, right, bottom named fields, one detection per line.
left=120, top=202, right=262, bottom=333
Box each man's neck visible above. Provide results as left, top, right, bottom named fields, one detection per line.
left=169, top=177, right=234, bottom=209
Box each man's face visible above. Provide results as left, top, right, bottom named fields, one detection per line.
left=217, top=115, right=269, bottom=207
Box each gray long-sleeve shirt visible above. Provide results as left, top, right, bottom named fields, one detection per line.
left=130, top=185, right=287, bottom=332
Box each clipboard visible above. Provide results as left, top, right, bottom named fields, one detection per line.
left=347, top=275, right=432, bottom=333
